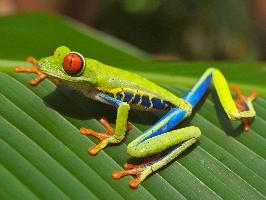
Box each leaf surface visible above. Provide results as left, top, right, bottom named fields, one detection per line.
left=0, top=13, right=265, bottom=200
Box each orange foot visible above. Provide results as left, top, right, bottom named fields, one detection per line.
left=14, top=56, right=61, bottom=86
left=231, top=84, right=258, bottom=132
left=80, top=117, right=133, bottom=155
left=112, top=155, right=160, bottom=188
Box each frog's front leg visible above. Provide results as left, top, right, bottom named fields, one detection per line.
left=80, top=93, right=132, bottom=154
left=14, top=57, right=48, bottom=85
left=14, top=56, right=61, bottom=86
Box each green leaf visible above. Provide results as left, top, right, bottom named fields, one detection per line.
left=0, top=13, right=265, bottom=199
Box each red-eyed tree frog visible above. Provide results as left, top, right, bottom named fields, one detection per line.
left=15, top=46, right=257, bottom=188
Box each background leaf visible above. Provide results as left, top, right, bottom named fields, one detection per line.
left=0, top=13, right=265, bottom=199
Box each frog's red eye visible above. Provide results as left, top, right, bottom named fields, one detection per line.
left=63, top=52, right=85, bottom=75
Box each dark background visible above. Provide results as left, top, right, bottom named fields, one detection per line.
left=1, top=0, right=266, bottom=60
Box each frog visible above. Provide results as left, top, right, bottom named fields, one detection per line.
left=15, top=46, right=257, bottom=188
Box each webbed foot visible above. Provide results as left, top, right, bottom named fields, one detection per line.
left=231, top=84, right=258, bottom=132
left=112, top=155, right=161, bottom=188
left=80, top=117, right=132, bottom=155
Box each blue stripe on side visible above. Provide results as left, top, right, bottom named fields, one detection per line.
left=124, top=92, right=134, bottom=102
left=141, top=96, right=151, bottom=108
left=132, top=94, right=141, bottom=104
left=151, top=98, right=168, bottom=109
left=116, top=93, right=123, bottom=101
left=182, top=72, right=212, bottom=107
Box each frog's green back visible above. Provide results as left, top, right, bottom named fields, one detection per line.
left=88, top=58, right=183, bottom=107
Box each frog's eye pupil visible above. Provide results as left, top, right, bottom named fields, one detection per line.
left=63, top=52, right=84, bottom=75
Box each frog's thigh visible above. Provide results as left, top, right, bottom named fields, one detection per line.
left=127, top=126, right=201, bottom=157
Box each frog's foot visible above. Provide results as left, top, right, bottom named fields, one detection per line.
left=231, top=84, right=258, bottom=132
left=14, top=56, right=61, bottom=86
left=14, top=56, right=47, bottom=86
left=80, top=117, right=133, bottom=155
left=123, top=154, right=161, bottom=170
left=112, top=155, right=160, bottom=188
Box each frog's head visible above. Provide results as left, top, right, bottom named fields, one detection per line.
left=37, top=46, right=96, bottom=84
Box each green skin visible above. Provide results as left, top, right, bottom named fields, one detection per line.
left=39, top=46, right=191, bottom=111
left=38, top=46, right=196, bottom=155
left=32, top=46, right=255, bottom=187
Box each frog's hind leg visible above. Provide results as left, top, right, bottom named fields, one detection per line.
left=112, top=126, right=201, bottom=188
left=212, top=69, right=258, bottom=131
left=183, top=68, right=258, bottom=131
